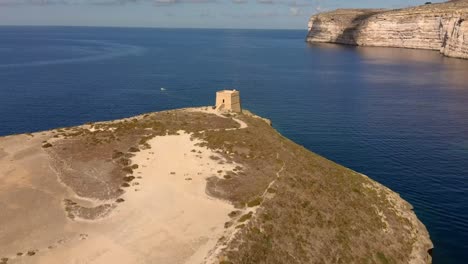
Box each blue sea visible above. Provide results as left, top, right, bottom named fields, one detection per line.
left=0, top=26, right=467, bottom=263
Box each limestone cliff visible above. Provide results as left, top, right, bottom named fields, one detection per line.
left=306, top=0, right=468, bottom=59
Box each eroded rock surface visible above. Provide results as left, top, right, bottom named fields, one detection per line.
left=307, top=0, right=468, bottom=59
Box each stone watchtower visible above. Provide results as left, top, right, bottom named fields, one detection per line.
left=215, top=89, right=242, bottom=112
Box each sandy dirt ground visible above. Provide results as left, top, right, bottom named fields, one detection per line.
left=0, top=126, right=239, bottom=263
left=0, top=133, right=73, bottom=262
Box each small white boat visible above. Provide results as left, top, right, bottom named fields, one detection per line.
left=160, top=87, right=166, bottom=91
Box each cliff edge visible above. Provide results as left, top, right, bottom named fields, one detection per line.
left=306, top=0, right=468, bottom=59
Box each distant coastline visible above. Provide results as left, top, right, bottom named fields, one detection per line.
left=306, top=0, right=468, bottom=60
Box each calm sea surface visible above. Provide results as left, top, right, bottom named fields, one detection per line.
left=0, top=26, right=467, bottom=263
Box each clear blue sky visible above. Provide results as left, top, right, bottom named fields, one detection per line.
left=0, top=0, right=446, bottom=29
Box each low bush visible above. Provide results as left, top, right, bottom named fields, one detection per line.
left=42, top=143, right=52, bottom=148
left=247, top=197, right=263, bottom=207
left=238, top=212, right=253, bottom=222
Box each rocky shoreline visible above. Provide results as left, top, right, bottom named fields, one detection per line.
left=306, top=0, right=468, bottom=59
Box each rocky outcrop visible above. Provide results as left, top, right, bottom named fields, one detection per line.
left=306, top=0, right=468, bottom=59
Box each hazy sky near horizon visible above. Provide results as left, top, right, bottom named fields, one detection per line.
left=0, top=0, right=446, bottom=29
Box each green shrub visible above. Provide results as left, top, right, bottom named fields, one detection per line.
left=228, top=210, right=241, bottom=217
left=123, top=176, right=135, bottom=182
left=128, top=147, right=140, bottom=152
left=122, top=167, right=133, bottom=174
left=238, top=212, right=253, bottom=222
left=247, top=197, right=263, bottom=207
left=376, top=252, right=390, bottom=264
left=112, top=151, right=124, bottom=159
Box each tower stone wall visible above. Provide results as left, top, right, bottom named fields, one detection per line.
left=215, top=90, right=241, bottom=112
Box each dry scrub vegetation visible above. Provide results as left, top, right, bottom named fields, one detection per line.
left=196, top=114, right=421, bottom=264
left=42, top=108, right=424, bottom=263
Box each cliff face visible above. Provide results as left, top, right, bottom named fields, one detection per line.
left=306, top=0, right=468, bottom=59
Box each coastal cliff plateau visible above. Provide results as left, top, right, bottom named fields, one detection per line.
left=306, top=0, right=468, bottom=59
left=0, top=108, right=432, bottom=264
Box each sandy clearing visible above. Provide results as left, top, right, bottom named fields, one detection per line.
left=0, top=133, right=73, bottom=261
left=104, top=132, right=236, bottom=264
left=5, top=131, right=236, bottom=264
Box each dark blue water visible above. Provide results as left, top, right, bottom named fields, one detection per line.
left=1, top=26, right=467, bottom=263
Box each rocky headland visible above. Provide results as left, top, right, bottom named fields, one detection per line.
left=306, top=0, right=468, bottom=59
left=0, top=108, right=432, bottom=263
